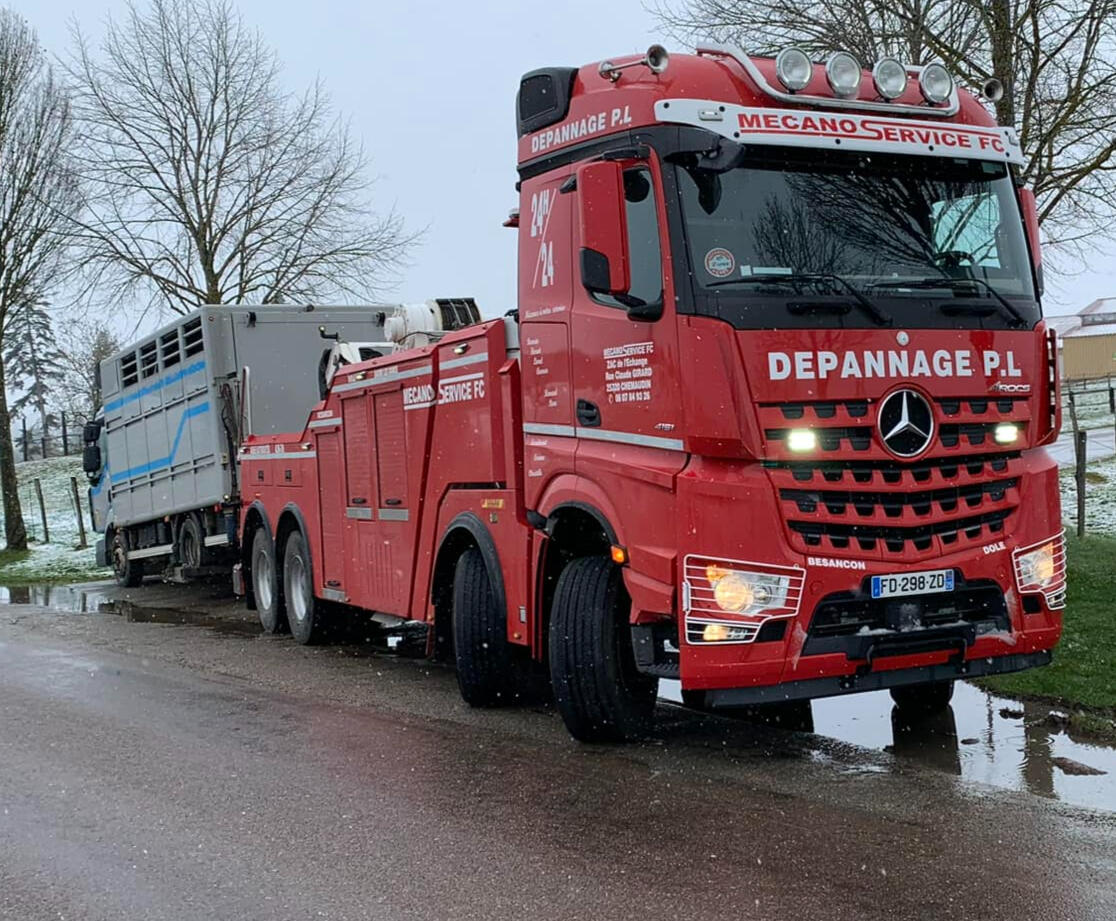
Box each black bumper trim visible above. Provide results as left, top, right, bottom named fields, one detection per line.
left=704, top=650, right=1052, bottom=709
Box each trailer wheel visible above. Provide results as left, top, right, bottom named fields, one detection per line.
left=283, top=531, right=323, bottom=645
left=178, top=515, right=204, bottom=570
left=252, top=529, right=285, bottom=634
left=452, top=547, right=517, bottom=707
left=110, top=530, right=144, bottom=588
left=549, top=556, right=658, bottom=742
left=890, top=680, right=955, bottom=716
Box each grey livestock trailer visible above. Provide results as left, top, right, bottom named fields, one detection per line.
left=86, top=300, right=480, bottom=584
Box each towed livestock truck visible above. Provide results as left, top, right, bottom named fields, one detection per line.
left=226, top=43, right=1061, bottom=741
left=84, top=300, right=480, bottom=584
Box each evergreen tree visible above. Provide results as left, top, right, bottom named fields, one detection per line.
left=3, top=299, right=65, bottom=456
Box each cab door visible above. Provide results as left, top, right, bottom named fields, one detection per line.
left=569, top=156, right=684, bottom=459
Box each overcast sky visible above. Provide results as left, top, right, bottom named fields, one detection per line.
left=16, top=0, right=1116, bottom=328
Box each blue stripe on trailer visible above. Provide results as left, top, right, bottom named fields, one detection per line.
left=103, top=360, right=207, bottom=413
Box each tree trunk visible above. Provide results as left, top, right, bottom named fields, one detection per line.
left=0, top=359, right=29, bottom=550
left=988, top=0, right=1015, bottom=127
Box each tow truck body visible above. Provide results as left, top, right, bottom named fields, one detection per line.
left=239, top=44, right=1063, bottom=739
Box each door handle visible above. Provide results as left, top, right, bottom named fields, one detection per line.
left=576, top=399, right=601, bottom=427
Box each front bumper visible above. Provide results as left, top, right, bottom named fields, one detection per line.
left=701, top=650, right=1051, bottom=708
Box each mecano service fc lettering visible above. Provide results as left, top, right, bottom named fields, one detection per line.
left=768, top=348, right=1022, bottom=380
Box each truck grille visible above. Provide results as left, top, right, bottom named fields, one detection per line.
left=759, top=396, right=1027, bottom=561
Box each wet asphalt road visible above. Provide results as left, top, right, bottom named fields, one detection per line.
left=2, top=599, right=1116, bottom=921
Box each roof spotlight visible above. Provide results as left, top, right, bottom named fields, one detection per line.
left=872, top=57, right=908, bottom=100
left=982, top=77, right=1005, bottom=102
left=775, top=47, right=813, bottom=92
left=825, top=51, right=862, bottom=98
left=919, top=62, right=954, bottom=104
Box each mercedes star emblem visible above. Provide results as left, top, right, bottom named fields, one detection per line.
left=878, top=389, right=935, bottom=457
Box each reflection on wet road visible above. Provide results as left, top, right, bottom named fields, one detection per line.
left=5, top=581, right=1116, bottom=813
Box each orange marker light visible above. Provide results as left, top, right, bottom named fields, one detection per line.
left=610, top=545, right=628, bottom=565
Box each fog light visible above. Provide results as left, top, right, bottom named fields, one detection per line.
left=787, top=428, right=817, bottom=452
left=872, top=57, right=908, bottom=100
left=775, top=47, right=813, bottom=92
left=825, top=51, right=862, bottom=98
left=919, top=62, right=953, bottom=104
left=994, top=422, right=1019, bottom=444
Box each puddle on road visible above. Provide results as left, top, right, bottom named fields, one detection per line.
left=0, top=583, right=116, bottom=613
left=663, top=679, right=1116, bottom=811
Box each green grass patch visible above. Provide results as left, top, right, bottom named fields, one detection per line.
left=0, top=547, right=31, bottom=570
left=1084, top=471, right=1108, bottom=485
left=980, top=531, right=1116, bottom=712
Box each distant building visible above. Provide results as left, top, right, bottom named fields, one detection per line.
left=1055, top=299, right=1116, bottom=381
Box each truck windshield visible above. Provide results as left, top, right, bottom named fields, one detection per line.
left=674, top=147, right=1039, bottom=330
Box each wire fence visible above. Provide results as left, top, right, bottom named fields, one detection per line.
left=1062, top=378, right=1116, bottom=538
left=12, top=411, right=94, bottom=462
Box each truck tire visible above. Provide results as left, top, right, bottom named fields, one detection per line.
left=252, top=529, right=285, bottom=634
left=549, top=556, right=658, bottom=742
left=890, top=680, right=955, bottom=715
left=178, top=515, right=205, bottom=570
left=110, top=530, right=144, bottom=588
left=452, top=547, right=517, bottom=707
left=283, top=531, right=324, bottom=645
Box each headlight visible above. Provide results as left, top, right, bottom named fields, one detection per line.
left=919, top=62, right=953, bottom=104
left=1017, top=543, right=1056, bottom=588
left=872, top=58, right=908, bottom=100
left=775, top=47, right=813, bottom=92
left=825, top=51, right=862, bottom=98
left=684, top=556, right=806, bottom=644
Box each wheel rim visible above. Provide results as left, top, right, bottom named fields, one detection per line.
left=288, top=552, right=309, bottom=625
left=253, top=545, right=273, bottom=610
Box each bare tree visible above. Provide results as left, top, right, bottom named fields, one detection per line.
left=67, top=0, right=413, bottom=316
left=652, top=0, right=1116, bottom=253
left=55, top=320, right=119, bottom=423
left=0, top=9, right=82, bottom=551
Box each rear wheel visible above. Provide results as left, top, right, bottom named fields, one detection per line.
left=178, top=515, right=204, bottom=570
left=283, top=531, right=324, bottom=645
left=452, top=547, right=518, bottom=707
left=252, top=529, right=285, bottom=634
left=549, top=556, right=658, bottom=742
left=890, top=680, right=955, bottom=716
left=110, top=530, right=144, bottom=588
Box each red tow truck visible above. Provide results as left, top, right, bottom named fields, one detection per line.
left=236, top=43, right=1065, bottom=741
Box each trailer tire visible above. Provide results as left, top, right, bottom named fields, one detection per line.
left=890, top=680, right=955, bottom=715
left=110, top=530, right=144, bottom=588
left=283, top=531, right=323, bottom=645
left=252, top=529, right=285, bottom=634
left=178, top=515, right=205, bottom=570
left=549, top=556, right=658, bottom=742
left=452, top=547, right=517, bottom=707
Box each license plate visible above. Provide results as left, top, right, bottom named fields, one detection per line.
left=871, top=568, right=954, bottom=599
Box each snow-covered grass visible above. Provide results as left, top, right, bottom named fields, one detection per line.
left=1063, top=379, right=1115, bottom=432
left=1060, top=456, right=1116, bottom=537
left=0, top=455, right=109, bottom=585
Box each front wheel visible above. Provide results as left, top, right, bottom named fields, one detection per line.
left=283, top=531, right=325, bottom=645
left=890, top=680, right=955, bottom=716
left=110, top=530, right=144, bottom=588
left=548, top=556, right=658, bottom=742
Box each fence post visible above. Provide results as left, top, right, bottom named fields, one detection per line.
left=34, top=478, right=49, bottom=543
left=71, top=476, right=87, bottom=550
left=1108, top=381, right=1115, bottom=414
left=1075, top=430, right=1088, bottom=538
left=1068, top=389, right=1079, bottom=435
left=62, top=412, right=69, bottom=456
left=21, top=417, right=28, bottom=461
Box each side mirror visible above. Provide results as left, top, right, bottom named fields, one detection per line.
left=577, top=161, right=630, bottom=296
left=1018, top=188, right=1043, bottom=296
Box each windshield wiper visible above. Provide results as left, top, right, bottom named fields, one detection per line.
left=706, top=272, right=892, bottom=326
left=871, top=277, right=1028, bottom=329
